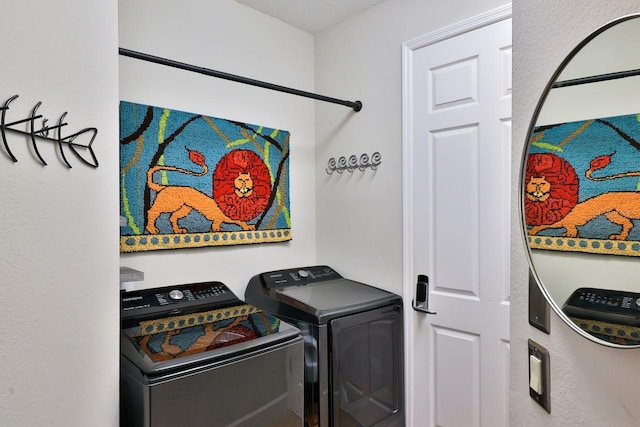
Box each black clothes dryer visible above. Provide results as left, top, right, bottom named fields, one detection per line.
left=245, top=265, right=404, bottom=427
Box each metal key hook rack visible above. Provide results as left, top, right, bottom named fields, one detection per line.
left=1, top=94, right=99, bottom=168
left=326, top=152, right=381, bottom=174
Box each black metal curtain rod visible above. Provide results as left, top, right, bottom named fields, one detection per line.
left=119, top=48, right=362, bottom=112
left=552, top=67, right=640, bottom=88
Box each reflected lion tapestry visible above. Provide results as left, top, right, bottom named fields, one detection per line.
left=525, top=112, right=640, bottom=256
left=120, top=101, right=291, bottom=252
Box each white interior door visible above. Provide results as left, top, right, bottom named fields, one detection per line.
left=402, top=7, right=512, bottom=427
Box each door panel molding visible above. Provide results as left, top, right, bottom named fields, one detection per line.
left=433, top=326, right=480, bottom=427
left=430, top=56, right=480, bottom=109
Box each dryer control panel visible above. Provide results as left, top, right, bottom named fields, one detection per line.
left=262, top=265, right=341, bottom=289
left=562, top=287, right=640, bottom=326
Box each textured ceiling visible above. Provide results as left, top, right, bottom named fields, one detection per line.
left=235, top=0, right=388, bottom=34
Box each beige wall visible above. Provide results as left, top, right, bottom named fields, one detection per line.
left=0, top=1, right=119, bottom=426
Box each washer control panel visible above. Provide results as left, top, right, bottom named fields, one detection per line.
left=562, top=287, right=640, bottom=326
left=121, top=281, right=239, bottom=321
left=262, top=265, right=342, bottom=289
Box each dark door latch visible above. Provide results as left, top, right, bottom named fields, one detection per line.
left=412, top=274, right=436, bottom=314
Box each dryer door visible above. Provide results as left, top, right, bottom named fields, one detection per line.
left=329, top=304, right=404, bottom=427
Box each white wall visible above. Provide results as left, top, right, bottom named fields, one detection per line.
left=0, top=2, right=120, bottom=427
left=512, top=1, right=640, bottom=426
left=314, top=0, right=507, bottom=293
left=118, top=0, right=317, bottom=297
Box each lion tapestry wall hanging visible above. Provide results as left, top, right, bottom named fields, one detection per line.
left=525, top=112, right=640, bottom=257
left=120, top=101, right=291, bottom=252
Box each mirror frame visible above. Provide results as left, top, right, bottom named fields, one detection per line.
left=519, top=13, right=640, bottom=348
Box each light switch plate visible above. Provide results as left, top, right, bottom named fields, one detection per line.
left=528, top=339, right=550, bottom=413
left=529, top=271, right=550, bottom=334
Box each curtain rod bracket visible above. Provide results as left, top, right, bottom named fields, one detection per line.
left=119, top=48, right=363, bottom=112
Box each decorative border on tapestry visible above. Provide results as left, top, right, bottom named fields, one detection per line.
left=527, top=236, right=640, bottom=257
left=121, top=229, right=291, bottom=252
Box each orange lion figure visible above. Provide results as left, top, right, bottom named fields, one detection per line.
left=145, top=149, right=263, bottom=234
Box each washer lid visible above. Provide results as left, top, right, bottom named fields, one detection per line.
left=121, top=305, right=300, bottom=377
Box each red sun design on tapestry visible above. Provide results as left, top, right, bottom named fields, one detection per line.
left=524, top=153, right=579, bottom=226
left=213, top=149, right=272, bottom=221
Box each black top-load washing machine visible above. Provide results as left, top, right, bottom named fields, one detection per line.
left=245, top=265, right=404, bottom=427
left=120, top=281, right=304, bottom=427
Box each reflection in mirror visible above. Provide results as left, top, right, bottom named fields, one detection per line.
left=522, top=14, right=640, bottom=347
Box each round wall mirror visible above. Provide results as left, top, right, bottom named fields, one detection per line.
left=521, top=14, right=640, bottom=347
